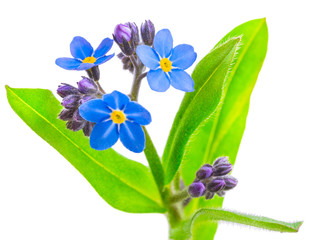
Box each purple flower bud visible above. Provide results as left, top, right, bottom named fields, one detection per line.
left=205, top=192, right=215, bottom=200
left=77, top=77, right=98, bottom=94
left=213, top=156, right=229, bottom=167
left=72, top=109, right=84, bottom=122
left=114, top=24, right=132, bottom=43
left=213, top=163, right=232, bottom=176
left=217, top=191, right=226, bottom=197
left=223, top=176, right=238, bottom=190
left=57, top=84, right=79, bottom=98
left=207, top=178, right=226, bottom=192
left=188, top=181, right=206, bottom=198
left=66, top=120, right=86, bottom=132
left=126, top=22, right=139, bottom=46
left=79, top=95, right=95, bottom=105
left=196, top=164, right=213, bottom=180
left=141, top=20, right=155, bottom=46
left=61, top=95, right=80, bottom=109
left=83, top=122, right=95, bottom=137
left=58, top=108, right=75, bottom=121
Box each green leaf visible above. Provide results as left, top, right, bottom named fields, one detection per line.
left=6, top=86, right=165, bottom=213
left=190, top=208, right=303, bottom=233
left=182, top=18, right=269, bottom=240
left=162, top=37, right=241, bottom=184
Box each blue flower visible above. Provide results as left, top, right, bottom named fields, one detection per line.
left=136, top=29, right=197, bottom=92
left=56, top=36, right=115, bottom=71
left=79, top=91, right=151, bottom=153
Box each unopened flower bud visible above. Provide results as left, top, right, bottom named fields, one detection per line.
left=78, top=77, right=98, bottom=94
left=223, top=176, right=238, bottom=190
left=58, top=108, right=75, bottom=121
left=141, top=20, right=155, bottom=46
left=126, top=22, right=139, bottom=46
left=217, top=191, right=226, bottom=197
left=213, top=163, right=232, bottom=176
left=66, top=120, right=86, bottom=132
left=213, top=156, right=229, bottom=167
left=188, top=181, right=206, bottom=198
left=205, top=192, right=215, bottom=200
left=79, top=95, right=95, bottom=105
left=196, top=164, right=213, bottom=180
left=72, top=109, right=84, bottom=122
left=207, top=178, right=226, bottom=192
left=113, top=23, right=135, bottom=55
left=57, top=84, right=79, bottom=98
left=118, top=53, right=134, bottom=73
left=61, top=95, right=80, bottom=109
left=83, top=122, right=95, bottom=137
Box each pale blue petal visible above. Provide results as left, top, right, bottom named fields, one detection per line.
left=94, top=54, right=114, bottom=65
left=103, top=91, right=130, bottom=110
left=136, top=45, right=160, bottom=70
left=169, top=69, right=194, bottom=92
left=93, top=38, right=114, bottom=58
left=170, top=44, right=197, bottom=70
left=120, top=121, right=145, bottom=153
left=147, top=69, right=170, bottom=92
left=75, top=63, right=95, bottom=70
left=124, top=102, right=152, bottom=125
left=70, top=36, right=93, bottom=60
left=153, top=29, right=173, bottom=58
left=55, top=58, right=82, bottom=70
left=79, top=99, right=112, bottom=123
left=90, top=121, right=119, bottom=150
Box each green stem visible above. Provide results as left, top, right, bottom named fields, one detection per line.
left=170, top=188, right=189, bottom=204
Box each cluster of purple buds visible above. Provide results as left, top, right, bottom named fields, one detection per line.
left=57, top=77, right=100, bottom=136
left=188, top=157, right=238, bottom=200
left=114, top=20, right=155, bottom=71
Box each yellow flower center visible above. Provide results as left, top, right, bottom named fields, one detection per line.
left=83, top=56, right=96, bottom=64
left=111, top=110, right=126, bottom=124
left=160, top=58, right=172, bottom=72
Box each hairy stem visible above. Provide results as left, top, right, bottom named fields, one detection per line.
left=170, top=188, right=189, bottom=204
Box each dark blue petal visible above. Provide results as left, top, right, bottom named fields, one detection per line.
left=90, top=120, right=119, bottom=150
left=136, top=45, right=160, bottom=70
left=94, top=53, right=115, bottom=65
left=103, top=91, right=130, bottom=110
left=75, top=63, right=95, bottom=70
left=153, top=29, right=173, bottom=58
left=79, top=99, right=112, bottom=123
left=70, top=36, right=93, bottom=60
left=93, top=38, right=114, bottom=58
left=147, top=69, right=170, bottom=92
left=124, top=102, right=152, bottom=125
left=120, top=121, right=145, bottom=153
left=170, top=44, right=197, bottom=70
left=55, top=58, right=82, bottom=70
left=169, top=69, right=194, bottom=92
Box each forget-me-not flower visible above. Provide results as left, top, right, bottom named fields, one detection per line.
left=56, top=36, right=114, bottom=71
left=136, top=29, right=197, bottom=92
left=79, top=91, right=151, bottom=153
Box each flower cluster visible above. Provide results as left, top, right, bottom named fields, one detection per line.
left=55, top=20, right=197, bottom=153
left=188, top=157, right=238, bottom=200
left=57, top=77, right=100, bottom=136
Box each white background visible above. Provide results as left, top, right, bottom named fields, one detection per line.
left=0, top=0, right=309, bottom=239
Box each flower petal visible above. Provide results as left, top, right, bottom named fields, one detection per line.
left=93, top=38, right=114, bottom=58
left=170, top=44, right=197, bottom=70
left=124, top=102, right=152, bottom=125
left=169, top=69, right=195, bottom=92
left=94, top=53, right=115, bottom=65
left=55, top=58, right=82, bottom=70
left=147, top=69, right=170, bottom=92
left=136, top=45, right=160, bottom=70
left=90, top=120, right=119, bottom=150
left=79, top=99, right=112, bottom=123
left=75, top=63, right=95, bottom=70
left=120, top=121, right=145, bottom=153
left=103, top=91, right=130, bottom=110
left=70, top=36, right=93, bottom=60
left=153, top=29, right=173, bottom=58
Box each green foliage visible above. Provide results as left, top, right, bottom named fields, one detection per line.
left=163, top=37, right=241, bottom=184
left=182, top=18, right=269, bottom=240
left=6, top=86, right=165, bottom=213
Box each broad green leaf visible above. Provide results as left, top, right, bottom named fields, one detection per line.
left=163, top=37, right=241, bottom=184
left=6, top=86, right=165, bottom=213
left=180, top=18, right=269, bottom=240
